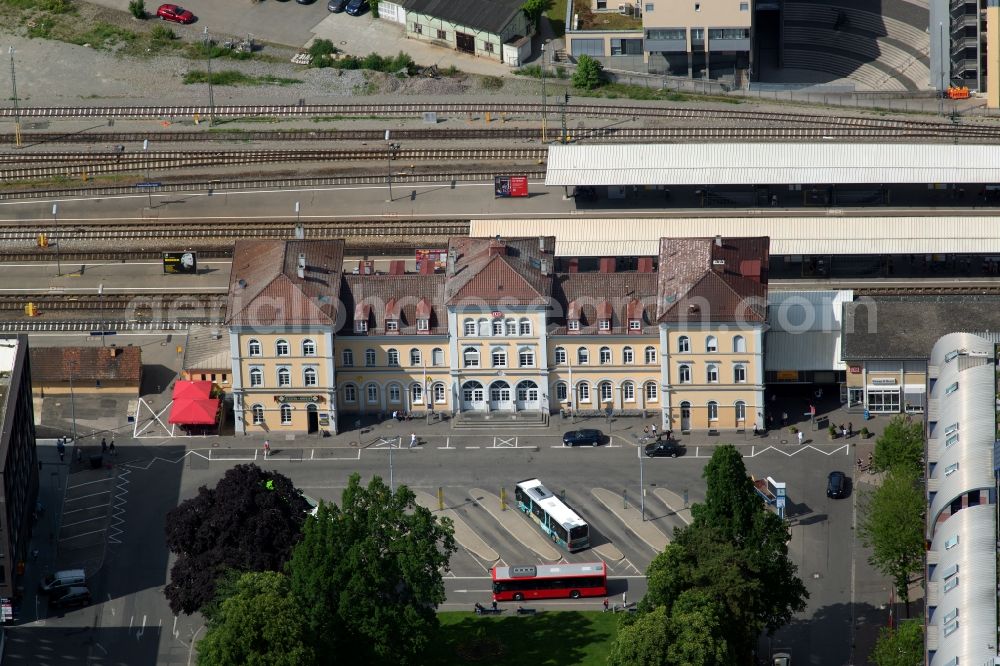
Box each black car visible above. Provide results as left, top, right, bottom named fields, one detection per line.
left=644, top=441, right=684, bottom=458
left=826, top=471, right=848, bottom=499
left=295, top=0, right=316, bottom=4
left=562, top=429, right=603, bottom=447
left=327, top=0, right=348, bottom=10
left=49, top=586, right=92, bottom=609
left=345, top=0, right=367, bottom=15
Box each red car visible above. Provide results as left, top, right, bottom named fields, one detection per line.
left=156, top=3, right=195, bottom=23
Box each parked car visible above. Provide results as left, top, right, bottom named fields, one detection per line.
left=345, top=0, right=367, bottom=15
left=327, top=0, right=348, bottom=10
left=49, top=586, right=92, bottom=609
left=644, top=441, right=684, bottom=458
left=826, top=471, right=848, bottom=499
left=39, top=569, right=87, bottom=593
left=562, top=429, right=603, bottom=447
left=156, top=4, right=195, bottom=23
left=296, top=0, right=317, bottom=5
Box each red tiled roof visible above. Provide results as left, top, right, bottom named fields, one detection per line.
left=551, top=272, right=658, bottom=334
left=596, top=301, right=612, bottom=319
left=657, top=237, right=769, bottom=323
left=415, top=298, right=432, bottom=319
left=226, top=240, right=344, bottom=327
left=340, top=274, right=447, bottom=335
left=30, top=346, right=142, bottom=385
left=446, top=236, right=555, bottom=306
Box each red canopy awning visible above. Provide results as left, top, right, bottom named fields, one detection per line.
left=169, top=398, right=220, bottom=425
left=172, top=380, right=213, bottom=400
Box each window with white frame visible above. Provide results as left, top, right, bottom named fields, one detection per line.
left=645, top=382, right=658, bottom=401
left=303, top=367, right=317, bottom=387
left=410, top=349, right=422, bottom=366
left=568, top=320, right=580, bottom=332
left=275, top=339, right=290, bottom=356
left=506, top=320, right=517, bottom=336
left=707, top=401, right=718, bottom=420
left=478, top=319, right=490, bottom=336
left=943, top=577, right=958, bottom=592
left=433, top=383, right=446, bottom=403
left=366, top=385, right=379, bottom=403
left=556, top=382, right=568, bottom=401
left=629, top=319, right=641, bottom=330
left=344, top=385, right=357, bottom=402
left=280, top=404, right=292, bottom=424
left=249, top=367, right=263, bottom=387
left=411, top=383, right=423, bottom=404
left=519, top=350, right=535, bottom=367
left=432, top=348, right=444, bottom=366
left=733, top=335, right=746, bottom=353
left=599, top=382, right=613, bottom=402
left=600, top=347, right=612, bottom=364
left=678, top=364, right=691, bottom=383
left=386, top=319, right=399, bottom=332
left=623, top=382, right=635, bottom=402
left=464, top=320, right=476, bottom=336
left=342, top=349, right=354, bottom=367
left=944, top=462, right=959, bottom=476
left=387, top=349, right=399, bottom=366
left=463, top=348, right=480, bottom=368
left=706, top=364, right=719, bottom=383
left=355, top=320, right=368, bottom=333
left=645, top=346, right=657, bottom=364
left=302, top=339, right=316, bottom=356
left=706, top=335, right=718, bottom=352
left=677, top=336, right=690, bottom=353
left=388, top=385, right=401, bottom=403
left=519, top=319, right=531, bottom=335
left=734, top=364, right=746, bottom=383
left=277, top=367, right=291, bottom=387
left=248, top=339, right=262, bottom=357
left=365, top=349, right=376, bottom=366
left=578, top=348, right=590, bottom=364
left=417, top=318, right=429, bottom=332
left=735, top=400, right=746, bottom=421
left=492, top=350, right=507, bottom=367
left=599, top=319, right=611, bottom=331
left=554, top=347, right=567, bottom=364
left=251, top=404, right=264, bottom=425
left=944, top=534, right=959, bottom=549
left=578, top=382, right=590, bottom=402
left=493, top=320, right=504, bottom=336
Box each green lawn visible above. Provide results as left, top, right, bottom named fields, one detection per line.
left=547, top=0, right=568, bottom=37
left=431, top=611, right=618, bottom=665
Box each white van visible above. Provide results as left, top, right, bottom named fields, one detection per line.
left=39, top=569, right=86, bottom=593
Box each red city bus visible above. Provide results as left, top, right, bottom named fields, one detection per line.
left=491, top=562, right=607, bottom=602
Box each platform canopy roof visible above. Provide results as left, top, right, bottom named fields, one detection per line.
left=544, top=143, right=1000, bottom=186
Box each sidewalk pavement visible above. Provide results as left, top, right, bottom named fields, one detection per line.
left=413, top=490, right=499, bottom=564
left=591, top=488, right=669, bottom=552
left=469, top=488, right=561, bottom=562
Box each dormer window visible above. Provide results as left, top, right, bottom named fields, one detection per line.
left=599, top=319, right=611, bottom=331
left=626, top=299, right=644, bottom=334
left=386, top=319, right=399, bottom=333
left=415, top=298, right=432, bottom=335
left=354, top=303, right=371, bottom=333
left=628, top=319, right=641, bottom=331
left=597, top=300, right=612, bottom=334
left=568, top=319, right=580, bottom=332
left=385, top=299, right=401, bottom=334
left=355, top=320, right=368, bottom=333
left=567, top=299, right=581, bottom=334
left=417, top=318, right=429, bottom=332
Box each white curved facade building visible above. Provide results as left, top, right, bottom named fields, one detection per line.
left=925, top=332, right=999, bottom=665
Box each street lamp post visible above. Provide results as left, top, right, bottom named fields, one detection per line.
left=143, top=139, right=152, bottom=207
left=97, top=283, right=104, bottom=346
left=8, top=47, right=21, bottom=148
left=385, top=132, right=400, bottom=203
left=294, top=201, right=304, bottom=238
left=540, top=43, right=548, bottom=143
left=51, top=203, right=61, bottom=277
left=638, top=439, right=645, bottom=521
left=203, top=27, right=216, bottom=125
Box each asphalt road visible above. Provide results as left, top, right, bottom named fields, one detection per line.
left=4, top=434, right=878, bottom=665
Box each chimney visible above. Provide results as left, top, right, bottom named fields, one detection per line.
left=540, top=258, right=551, bottom=276
left=297, top=253, right=306, bottom=279
left=420, top=260, right=435, bottom=275
left=447, top=254, right=456, bottom=276
left=567, top=258, right=579, bottom=273
left=388, top=260, right=405, bottom=275
left=488, top=238, right=507, bottom=257
left=108, top=347, right=120, bottom=358
left=599, top=258, right=616, bottom=273
left=714, top=235, right=723, bottom=247
left=638, top=257, right=654, bottom=273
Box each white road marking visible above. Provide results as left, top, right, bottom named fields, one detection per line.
left=64, top=490, right=112, bottom=502
left=67, top=477, right=115, bottom=489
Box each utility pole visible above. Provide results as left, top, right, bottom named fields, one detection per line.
left=540, top=43, right=547, bottom=143
left=8, top=47, right=21, bottom=148
left=384, top=131, right=400, bottom=203
left=143, top=139, right=152, bottom=207
left=294, top=201, right=304, bottom=239
left=51, top=203, right=61, bottom=277
left=97, top=283, right=105, bottom=346
left=561, top=92, right=569, bottom=143
left=638, top=441, right=645, bottom=521
left=203, top=27, right=216, bottom=125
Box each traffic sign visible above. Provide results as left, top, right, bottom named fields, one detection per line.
left=135, top=182, right=161, bottom=188
left=89, top=331, right=117, bottom=337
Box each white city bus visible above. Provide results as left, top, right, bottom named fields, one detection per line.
left=514, top=478, right=589, bottom=551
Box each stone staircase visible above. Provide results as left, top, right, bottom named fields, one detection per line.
left=452, top=410, right=550, bottom=429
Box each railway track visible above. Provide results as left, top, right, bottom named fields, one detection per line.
left=5, top=124, right=999, bottom=144
left=0, top=148, right=546, bottom=180
left=0, top=293, right=227, bottom=311
left=0, top=102, right=990, bottom=134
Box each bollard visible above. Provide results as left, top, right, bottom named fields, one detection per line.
left=683, top=488, right=689, bottom=508
left=438, top=486, right=444, bottom=511
left=500, top=487, right=507, bottom=511
left=623, top=488, right=628, bottom=509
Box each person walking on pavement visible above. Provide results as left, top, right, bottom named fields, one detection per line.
left=650, top=424, right=657, bottom=437
left=848, top=422, right=854, bottom=438
left=841, top=424, right=848, bottom=439
left=781, top=411, right=788, bottom=427
left=622, top=592, right=627, bottom=608
left=491, top=600, right=498, bottom=612
left=75, top=448, right=82, bottom=463
left=603, top=597, right=609, bottom=612
left=409, top=432, right=417, bottom=449
left=263, top=440, right=270, bottom=458
left=797, top=430, right=804, bottom=445
left=109, top=439, right=116, bottom=456
left=101, top=438, right=108, bottom=454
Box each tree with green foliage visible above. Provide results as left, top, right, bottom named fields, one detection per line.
left=640, top=445, right=807, bottom=663
left=164, top=464, right=309, bottom=615
left=666, top=590, right=732, bottom=665
left=288, top=474, right=457, bottom=666
left=128, top=0, right=145, bottom=18
left=367, top=0, right=379, bottom=17
left=872, top=414, right=923, bottom=473
left=521, top=0, right=553, bottom=30
left=196, top=571, right=314, bottom=666
left=870, top=619, right=923, bottom=666
left=858, top=468, right=925, bottom=616
left=607, top=605, right=671, bottom=666
left=572, top=54, right=604, bottom=90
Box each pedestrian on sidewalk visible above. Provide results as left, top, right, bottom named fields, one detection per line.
left=622, top=592, right=627, bottom=607
left=841, top=424, right=847, bottom=439
left=109, top=440, right=116, bottom=456
left=650, top=424, right=657, bottom=438
left=409, top=432, right=417, bottom=449
left=491, top=600, right=497, bottom=612
left=75, top=448, right=82, bottom=463
left=797, top=430, right=803, bottom=445
left=263, top=440, right=270, bottom=458
left=781, top=411, right=788, bottom=427
left=603, top=597, right=609, bottom=612
left=848, top=422, right=854, bottom=438
left=101, top=438, right=108, bottom=454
